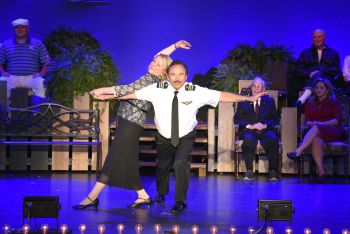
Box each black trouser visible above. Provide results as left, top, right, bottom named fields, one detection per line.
left=241, top=130, right=279, bottom=171
left=155, top=131, right=195, bottom=202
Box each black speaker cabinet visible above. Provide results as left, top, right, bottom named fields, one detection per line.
left=23, top=196, right=60, bottom=218
left=258, top=199, right=293, bottom=221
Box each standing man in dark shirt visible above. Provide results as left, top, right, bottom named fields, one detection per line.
left=295, top=29, right=342, bottom=105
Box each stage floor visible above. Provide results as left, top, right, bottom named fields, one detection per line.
left=0, top=171, right=349, bottom=233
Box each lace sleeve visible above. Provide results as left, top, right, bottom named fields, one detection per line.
left=113, top=74, right=159, bottom=97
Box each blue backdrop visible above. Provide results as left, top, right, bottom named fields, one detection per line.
left=1, top=0, right=349, bottom=84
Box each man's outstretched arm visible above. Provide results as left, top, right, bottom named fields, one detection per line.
left=219, top=91, right=266, bottom=103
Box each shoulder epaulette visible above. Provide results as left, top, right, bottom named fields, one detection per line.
left=185, top=84, right=196, bottom=91
left=157, top=81, right=169, bottom=89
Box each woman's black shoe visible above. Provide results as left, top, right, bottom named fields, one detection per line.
left=128, top=198, right=152, bottom=208
left=287, top=152, right=297, bottom=160
left=72, top=197, right=99, bottom=210
left=316, top=174, right=326, bottom=183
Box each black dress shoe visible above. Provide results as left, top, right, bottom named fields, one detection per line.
left=287, top=152, right=297, bottom=160
left=153, top=194, right=165, bottom=205
left=268, top=169, right=279, bottom=181
left=72, top=197, right=99, bottom=210
left=128, top=198, right=152, bottom=208
left=171, top=201, right=187, bottom=214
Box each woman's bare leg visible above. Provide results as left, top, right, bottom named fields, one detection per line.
left=134, top=189, right=150, bottom=203
left=295, top=125, right=320, bottom=156
left=311, top=137, right=325, bottom=176
left=79, top=182, right=106, bottom=205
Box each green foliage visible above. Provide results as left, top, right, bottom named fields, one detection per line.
left=44, top=27, right=100, bottom=57
left=211, top=64, right=258, bottom=93
left=227, top=41, right=294, bottom=73
left=45, top=45, right=119, bottom=107
left=44, top=27, right=119, bottom=107
left=211, top=41, right=294, bottom=92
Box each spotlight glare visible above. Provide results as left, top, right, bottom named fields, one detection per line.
left=342, top=229, right=350, bottom=234
left=117, top=223, right=125, bottom=233
left=191, top=225, right=199, bottom=234
left=266, top=226, right=274, bottom=234
left=248, top=226, right=255, bottom=234
left=22, top=224, right=30, bottom=234
left=229, top=225, right=237, bottom=234
left=41, top=224, right=49, bottom=233
left=285, top=227, right=293, bottom=234
left=154, top=224, right=161, bottom=233
left=323, top=228, right=331, bottom=234
left=59, top=224, right=68, bottom=234
left=304, top=227, right=312, bottom=234
left=3, top=224, right=10, bottom=234
left=97, top=224, right=106, bottom=234
left=79, top=224, right=87, bottom=233
left=135, top=224, right=142, bottom=234
left=172, top=224, right=180, bottom=234
left=210, top=225, right=218, bottom=234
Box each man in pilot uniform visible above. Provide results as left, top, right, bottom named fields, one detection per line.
left=91, top=60, right=265, bottom=213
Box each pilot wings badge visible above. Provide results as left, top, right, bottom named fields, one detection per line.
left=181, top=101, right=192, bottom=105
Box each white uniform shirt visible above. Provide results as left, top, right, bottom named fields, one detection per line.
left=135, top=81, right=221, bottom=138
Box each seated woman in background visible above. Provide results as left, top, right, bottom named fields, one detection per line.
left=288, top=78, right=345, bottom=181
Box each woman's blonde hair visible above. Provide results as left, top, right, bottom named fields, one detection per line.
left=155, top=54, right=173, bottom=80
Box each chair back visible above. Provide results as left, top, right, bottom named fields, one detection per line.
left=238, top=80, right=278, bottom=107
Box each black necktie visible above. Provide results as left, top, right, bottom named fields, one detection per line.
left=255, top=100, right=260, bottom=116
left=255, top=100, right=262, bottom=134
left=171, top=91, right=179, bottom=147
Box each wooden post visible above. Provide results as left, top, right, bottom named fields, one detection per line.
left=0, top=81, right=5, bottom=170
left=207, top=108, right=216, bottom=172
left=281, top=107, right=298, bottom=173
left=217, top=102, right=234, bottom=172
left=0, top=145, right=6, bottom=170
left=93, top=101, right=109, bottom=169
left=51, top=108, right=70, bottom=171
left=72, top=92, right=90, bottom=171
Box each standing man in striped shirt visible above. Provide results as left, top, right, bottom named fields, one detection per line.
left=0, top=18, right=50, bottom=104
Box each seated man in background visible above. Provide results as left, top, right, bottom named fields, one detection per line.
left=0, top=18, right=50, bottom=104
left=234, top=77, right=280, bottom=180
left=295, top=29, right=342, bottom=105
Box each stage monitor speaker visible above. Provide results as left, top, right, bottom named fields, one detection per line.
left=23, top=196, right=60, bottom=218
left=257, top=199, right=293, bottom=221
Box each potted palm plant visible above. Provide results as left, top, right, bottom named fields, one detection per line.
left=211, top=41, right=294, bottom=94
left=43, top=27, right=120, bottom=107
